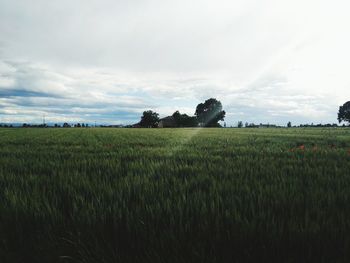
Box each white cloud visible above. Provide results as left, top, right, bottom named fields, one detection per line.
left=0, top=0, right=350, bottom=124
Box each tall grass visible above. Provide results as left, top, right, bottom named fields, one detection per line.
left=0, top=127, right=350, bottom=262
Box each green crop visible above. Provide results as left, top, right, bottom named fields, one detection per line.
left=0, top=127, right=350, bottom=263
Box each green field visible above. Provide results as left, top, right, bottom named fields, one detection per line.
left=1, top=127, right=350, bottom=263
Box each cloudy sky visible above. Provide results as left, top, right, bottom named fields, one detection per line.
left=1, top=0, right=350, bottom=125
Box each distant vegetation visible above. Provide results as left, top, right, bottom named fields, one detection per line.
left=139, top=110, right=160, bottom=128
left=338, top=101, right=350, bottom=124
left=135, top=98, right=226, bottom=128
left=172, top=110, right=198, bottom=127
left=1, top=128, right=350, bottom=262
left=1, top=100, right=349, bottom=128
left=194, top=98, right=225, bottom=127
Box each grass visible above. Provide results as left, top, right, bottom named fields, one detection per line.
left=1, top=127, right=350, bottom=263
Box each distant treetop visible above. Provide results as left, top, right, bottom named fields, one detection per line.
left=140, top=110, right=160, bottom=128
left=338, top=101, right=350, bottom=124
left=195, top=98, right=225, bottom=127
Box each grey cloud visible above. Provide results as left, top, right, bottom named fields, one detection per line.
left=0, top=0, right=298, bottom=73
left=0, top=0, right=348, bottom=125
left=0, top=89, right=54, bottom=98
left=0, top=59, right=155, bottom=124
left=0, top=57, right=342, bottom=125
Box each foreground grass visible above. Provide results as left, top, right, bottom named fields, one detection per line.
left=1, top=127, right=350, bottom=263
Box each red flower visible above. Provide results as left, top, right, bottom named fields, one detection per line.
left=298, top=145, right=305, bottom=151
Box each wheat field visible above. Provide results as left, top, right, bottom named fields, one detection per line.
left=1, top=127, right=350, bottom=263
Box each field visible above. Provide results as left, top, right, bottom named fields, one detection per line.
left=1, top=127, right=350, bottom=263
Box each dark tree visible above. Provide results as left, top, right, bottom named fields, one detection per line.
left=172, top=110, right=182, bottom=126
left=195, top=98, right=226, bottom=127
left=172, top=111, right=198, bottom=127
left=338, top=101, right=350, bottom=124
left=140, top=110, right=160, bottom=128
left=287, top=121, right=292, bottom=128
left=237, top=121, right=243, bottom=128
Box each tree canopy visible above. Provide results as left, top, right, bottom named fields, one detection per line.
left=140, top=110, right=160, bottom=128
left=195, top=98, right=225, bottom=127
left=338, top=101, right=350, bottom=124
left=172, top=111, right=198, bottom=127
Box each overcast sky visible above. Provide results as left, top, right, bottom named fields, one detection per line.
left=1, top=0, right=350, bottom=125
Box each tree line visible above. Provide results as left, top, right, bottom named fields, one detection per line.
left=1, top=100, right=349, bottom=128
left=136, top=98, right=226, bottom=128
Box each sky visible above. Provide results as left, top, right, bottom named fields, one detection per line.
left=0, top=0, right=350, bottom=126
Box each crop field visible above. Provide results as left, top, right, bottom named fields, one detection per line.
left=1, top=127, right=350, bottom=263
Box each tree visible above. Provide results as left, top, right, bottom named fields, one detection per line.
left=338, top=101, right=350, bottom=124
left=140, top=110, right=160, bottom=128
left=172, top=110, right=182, bottom=126
left=172, top=111, right=198, bottom=127
left=237, top=121, right=243, bottom=128
left=195, top=98, right=226, bottom=127
left=287, top=121, right=292, bottom=128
